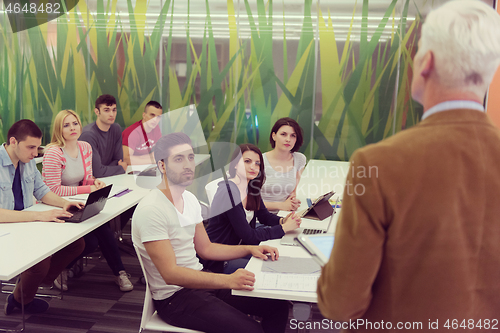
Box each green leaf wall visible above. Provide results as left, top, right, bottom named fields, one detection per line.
left=0, top=0, right=424, bottom=160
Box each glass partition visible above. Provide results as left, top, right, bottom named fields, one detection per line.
left=0, top=0, right=493, bottom=159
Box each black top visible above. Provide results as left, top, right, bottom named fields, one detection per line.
left=204, top=180, right=284, bottom=272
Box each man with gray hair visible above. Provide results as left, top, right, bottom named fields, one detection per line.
left=318, top=1, right=500, bottom=330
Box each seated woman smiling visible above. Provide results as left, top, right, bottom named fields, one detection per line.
left=42, top=110, right=133, bottom=292
left=205, top=143, right=301, bottom=273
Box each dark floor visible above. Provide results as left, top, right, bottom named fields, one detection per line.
left=1, top=240, right=338, bottom=333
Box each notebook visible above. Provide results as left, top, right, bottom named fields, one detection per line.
left=61, top=185, right=112, bottom=223
left=280, top=197, right=340, bottom=246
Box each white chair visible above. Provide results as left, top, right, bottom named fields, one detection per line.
left=134, top=246, right=203, bottom=333
left=204, top=177, right=224, bottom=206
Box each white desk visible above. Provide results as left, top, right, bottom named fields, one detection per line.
left=233, top=159, right=350, bottom=302
left=0, top=174, right=150, bottom=281
left=233, top=239, right=319, bottom=303
left=232, top=213, right=339, bottom=303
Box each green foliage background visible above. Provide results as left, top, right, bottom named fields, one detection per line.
left=0, top=0, right=422, bottom=161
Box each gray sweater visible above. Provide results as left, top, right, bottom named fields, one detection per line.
left=79, top=122, right=125, bottom=177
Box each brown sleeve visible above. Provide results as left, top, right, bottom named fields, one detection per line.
left=317, top=149, right=387, bottom=320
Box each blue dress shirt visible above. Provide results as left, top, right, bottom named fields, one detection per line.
left=0, top=144, right=50, bottom=210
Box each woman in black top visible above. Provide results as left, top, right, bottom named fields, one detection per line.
left=205, top=144, right=301, bottom=273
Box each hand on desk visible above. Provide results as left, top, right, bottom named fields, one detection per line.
left=63, top=201, right=85, bottom=214
left=228, top=269, right=256, bottom=291
left=250, top=245, right=280, bottom=261
left=118, top=159, right=128, bottom=172
left=282, top=196, right=301, bottom=211
left=91, top=179, right=106, bottom=191
left=281, top=212, right=301, bottom=233
left=36, top=209, right=73, bottom=223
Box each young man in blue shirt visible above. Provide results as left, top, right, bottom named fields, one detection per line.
left=1, top=119, right=85, bottom=315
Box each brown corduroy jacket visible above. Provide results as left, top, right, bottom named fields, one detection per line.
left=318, top=109, right=500, bottom=332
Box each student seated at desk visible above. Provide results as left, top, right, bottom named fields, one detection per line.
left=122, top=100, right=163, bottom=166
left=261, top=118, right=306, bottom=214
left=80, top=94, right=134, bottom=232
left=1, top=119, right=85, bottom=315
left=42, top=110, right=133, bottom=292
left=205, top=144, right=301, bottom=273
left=132, top=133, right=289, bottom=333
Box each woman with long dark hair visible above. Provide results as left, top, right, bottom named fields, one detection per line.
left=205, top=144, right=301, bottom=273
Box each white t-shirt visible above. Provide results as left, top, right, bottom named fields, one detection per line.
left=244, top=209, right=254, bottom=223
left=132, top=188, right=203, bottom=300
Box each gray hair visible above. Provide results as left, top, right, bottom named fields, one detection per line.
left=420, top=0, right=500, bottom=95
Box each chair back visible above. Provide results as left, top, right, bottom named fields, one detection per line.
left=205, top=177, right=223, bottom=206
left=134, top=245, right=204, bottom=333
left=134, top=245, right=155, bottom=331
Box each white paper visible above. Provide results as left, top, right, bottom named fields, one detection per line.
left=256, top=272, right=320, bottom=292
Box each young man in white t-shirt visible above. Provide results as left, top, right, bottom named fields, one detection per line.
left=132, top=133, right=289, bottom=333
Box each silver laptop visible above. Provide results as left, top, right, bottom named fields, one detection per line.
left=280, top=197, right=340, bottom=246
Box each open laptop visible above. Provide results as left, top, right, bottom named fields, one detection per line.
left=280, top=197, right=340, bottom=246
left=61, top=185, right=112, bottom=223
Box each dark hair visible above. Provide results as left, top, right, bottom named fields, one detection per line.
left=153, top=133, right=192, bottom=165
left=95, top=94, right=116, bottom=109
left=228, top=144, right=265, bottom=211
left=145, top=101, right=162, bottom=111
left=7, top=119, right=43, bottom=145
left=269, top=117, right=303, bottom=152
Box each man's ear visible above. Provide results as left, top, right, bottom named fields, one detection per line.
left=9, top=137, right=17, bottom=146
left=420, top=50, right=434, bottom=79
left=157, top=160, right=166, bottom=175
left=94, top=108, right=100, bottom=116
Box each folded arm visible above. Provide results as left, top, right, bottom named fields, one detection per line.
left=123, top=145, right=155, bottom=166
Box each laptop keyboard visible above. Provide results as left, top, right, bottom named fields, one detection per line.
left=303, top=228, right=325, bottom=235
left=62, top=208, right=84, bottom=222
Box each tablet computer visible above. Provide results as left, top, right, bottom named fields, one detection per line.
left=296, top=233, right=335, bottom=266
left=299, top=191, right=335, bottom=220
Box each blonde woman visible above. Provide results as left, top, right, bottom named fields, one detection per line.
left=43, top=110, right=105, bottom=195
left=42, top=110, right=133, bottom=292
